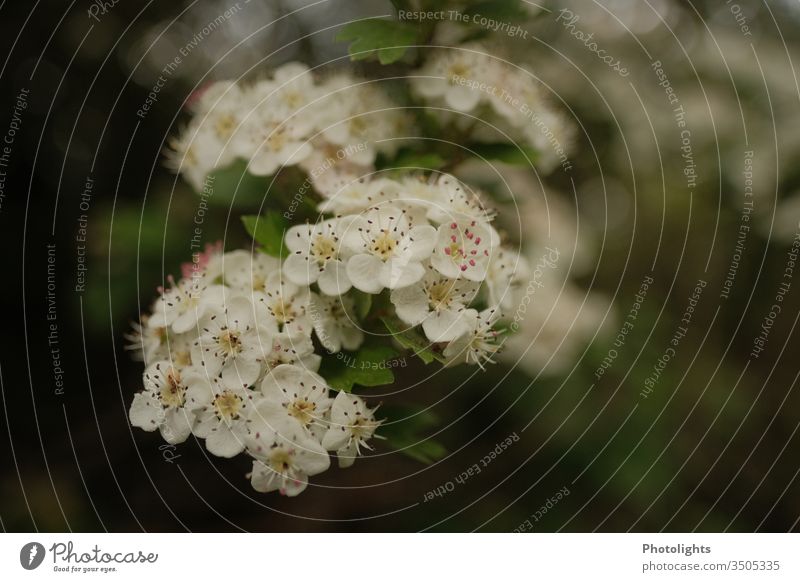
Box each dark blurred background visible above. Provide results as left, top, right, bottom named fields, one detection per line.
left=2, top=0, right=800, bottom=532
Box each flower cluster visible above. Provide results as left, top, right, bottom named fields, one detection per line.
left=166, top=63, right=410, bottom=191
left=410, top=44, right=574, bottom=172
left=128, top=167, right=530, bottom=495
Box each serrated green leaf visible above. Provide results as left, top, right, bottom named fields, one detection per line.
left=320, top=345, right=399, bottom=392
left=381, top=317, right=446, bottom=364
left=380, top=404, right=447, bottom=464
left=469, top=142, right=538, bottom=165
left=336, top=18, right=417, bottom=65
left=241, top=213, right=287, bottom=258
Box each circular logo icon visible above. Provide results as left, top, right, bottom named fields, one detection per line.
left=19, top=542, right=46, bottom=570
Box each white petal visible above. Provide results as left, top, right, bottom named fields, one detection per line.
left=406, top=225, right=437, bottom=261
left=221, top=358, right=261, bottom=388
left=250, top=461, right=280, bottom=493
left=446, top=85, right=482, bottom=112
left=317, top=260, right=352, bottom=295
left=206, top=424, right=246, bottom=457
left=390, top=284, right=429, bottom=325
left=160, top=409, right=194, bottom=444
left=322, top=426, right=349, bottom=452
left=422, top=309, right=469, bottom=342
left=346, top=254, right=384, bottom=293
left=282, top=473, right=309, bottom=497
left=380, top=259, right=425, bottom=289
left=337, top=440, right=359, bottom=468
left=129, top=392, right=160, bottom=431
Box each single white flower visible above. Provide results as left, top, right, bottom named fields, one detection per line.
left=236, top=115, right=313, bottom=176
left=282, top=218, right=353, bottom=296
left=219, top=250, right=281, bottom=299
left=444, top=308, right=503, bottom=369
left=265, top=329, right=321, bottom=371
left=148, top=276, right=226, bottom=334
left=412, top=46, right=494, bottom=112
left=258, top=275, right=312, bottom=334
left=322, top=392, right=383, bottom=468
left=256, top=364, right=333, bottom=438
left=308, top=292, right=364, bottom=353
left=192, top=296, right=273, bottom=387
left=316, top=175, right=400, bottom=215
left=247, top=423, right=330, bottom=496
left=191, top=374, right=256, bottom=458
left=430, top=219, right=495, bottom=282
left=129, top=362, right=209, bottom=444
left=345, top=205, right=437, bottom=293
left=390, top=265, right=479, bottom=342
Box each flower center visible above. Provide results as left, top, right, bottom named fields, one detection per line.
left=215, top=114, right=236, bottom=139
left=371, top=232, right=397, bottom=260
left=159, top=368, right=185, bottom=408
left=288, top=399, right=317, bottom=425
left=427, top=280, right=455, bottom=311
left=218, top=330, right=242, bottom=357
left=267, top=127, right=288, bottom=152
left=311, top=234, right=337, bottom=264
left=269, top=299, right=297, bottom=325
left=350, top=416, right=376, bottom=440
left=213, top=390, right=243, bottom=421
left=447, top=62, right=470, bottom=84
left=268, top=447, right=293, bottom=474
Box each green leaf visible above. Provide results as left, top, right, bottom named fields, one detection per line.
left=320, top=345, right=399, bottom=392
left=241, top=213, right=287, bottom=258
left=336, top=18, right=418, bottom=65
left=464, top=0, right=526, bottom=21
left=381, top=317, right=446, bottom=364
left=382, top=150, right=446, bottom=171
left=468, top=142, right=538, bottom=165
left=380, top=404, right=447, bottom=464
left=350, top=290, right=373, bottom=320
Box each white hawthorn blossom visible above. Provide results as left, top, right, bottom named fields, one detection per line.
left=345, top=205, right=437, bottom=292
left=129, top=362, right=208, bottom=444
left=257, top=364, right=333, bottom=438
left=430, top=219, right=495, bottom=282
left=308, top=292, right=364, bottom=353
left=149, top=276, right=226, bottom=334
left=283, top=218, right=353, bottom=295
left=247, top=428, right=331, bottom=497
left=391, top=265, right=480, bottom=342
left=192, top=299, right=273, bottom=388
left=191, top=374, right=256, bottom=458
left=322, top=392, right=382, bottom=468
left=131, top=57, right=587, bottom=498
left=444, top=308, right=504, bottom=369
